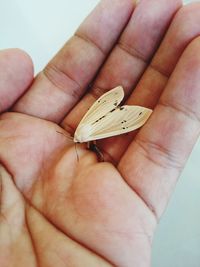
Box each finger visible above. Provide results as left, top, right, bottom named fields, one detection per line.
left=0, top=49, right=33, bottom=113
left=13, top=0, right=135, bottom=122
left=96, top=2, right=200, bottom=164
left=119, top=36, right=200, bottom=219
left=129, top=2, right=200, bottom=106
left=62, top=0, right=182, bottom=132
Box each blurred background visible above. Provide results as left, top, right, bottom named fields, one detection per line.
left=0, top=0, right=200, bottom=266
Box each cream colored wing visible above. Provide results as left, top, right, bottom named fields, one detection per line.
left=77, top=86, right=124, bottom=126
left=81, top=105, right=152, bottom=142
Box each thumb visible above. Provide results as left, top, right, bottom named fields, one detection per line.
left=0, top=48, right=33, bottom=113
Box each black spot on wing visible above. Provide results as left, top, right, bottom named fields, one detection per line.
left=97, top=100, right=107, bottom=104
left=110, top=108, right=116, bottom=113
left=92, top=115, right=106, bottom=125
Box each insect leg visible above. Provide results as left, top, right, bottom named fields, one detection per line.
left=89, top=142, right=104, bottom=162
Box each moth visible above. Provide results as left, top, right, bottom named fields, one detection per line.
left=73, top=86, right=152, bottom=143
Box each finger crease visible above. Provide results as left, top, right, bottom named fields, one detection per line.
left=159, top=100, right=200, bottom=124
left=134, top=137, right=183, bottom=170
left=88, top=85, right=112, bottom=100
left=43, top=64, right=82, bottom=101
left=149, top=63, right=169, bottom=79
left=117, top=41, right=149, bottom=64
left=75, top=32, right=106, bottom=57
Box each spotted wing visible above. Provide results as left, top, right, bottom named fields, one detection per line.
left=82, top=105, right=152, bottom=142
left=77, top=86, right=124, bottom=126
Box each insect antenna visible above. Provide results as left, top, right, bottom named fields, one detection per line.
left=56, top=131, right=73, bottom=141
left=56, top=130, right=80, bottom=162
left=75, top=143, right=79, bottom=162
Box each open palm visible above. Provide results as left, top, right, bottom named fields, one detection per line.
left=1, top=1, right=200, bottom=266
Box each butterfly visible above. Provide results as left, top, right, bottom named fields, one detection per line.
left=73, top=86, right=152, bottom=143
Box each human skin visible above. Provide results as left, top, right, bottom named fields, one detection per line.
left=1, top=0, right=200, bottom=266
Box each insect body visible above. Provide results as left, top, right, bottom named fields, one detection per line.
left=74, top=86, right=152, bottom=143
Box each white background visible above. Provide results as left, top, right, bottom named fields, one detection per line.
left=0, top=0, right=200, bottom=266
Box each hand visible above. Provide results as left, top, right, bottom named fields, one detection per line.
left=1, top=1, right=200, bottom=266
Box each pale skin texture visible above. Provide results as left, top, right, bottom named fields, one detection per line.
left=1, top=0, right=200, bottom=266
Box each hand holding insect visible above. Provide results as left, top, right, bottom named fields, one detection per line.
left=1, top=1, right=200, bottom=267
